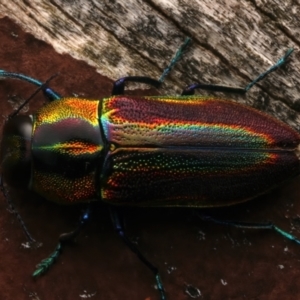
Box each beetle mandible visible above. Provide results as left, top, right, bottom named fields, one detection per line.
left=0, top=46, right=299, bottom=300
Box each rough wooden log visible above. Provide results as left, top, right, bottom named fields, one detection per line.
left=0, top=0, right=299, bottom=129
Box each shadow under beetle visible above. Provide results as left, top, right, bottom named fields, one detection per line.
left=1, top=46, right=300, bottom=300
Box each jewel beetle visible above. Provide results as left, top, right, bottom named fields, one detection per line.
left=1, top=47, right=299, bottom=300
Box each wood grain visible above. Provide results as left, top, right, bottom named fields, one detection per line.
left=0, top=1, right=299, bottom=129
left=0, top=0, right=300, bottom=123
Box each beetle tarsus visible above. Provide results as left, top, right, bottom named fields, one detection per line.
left=33, top=242, right=62, bottom=277
left=155, top=273, right=167, bottom=300
left=273, top=225, right=300, bottom=245
left=159, top=37, right=191, bottom=83
left=245, top=48, right=294, bottom=91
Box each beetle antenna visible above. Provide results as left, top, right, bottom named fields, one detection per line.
left=159, top=37, right=191, bottom=83
left=0, top=175, right=40, bottom=247
left=9, top=73, right=59, bottom=118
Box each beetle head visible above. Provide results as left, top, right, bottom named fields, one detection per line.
left=0, top=115, right=32, bottom=188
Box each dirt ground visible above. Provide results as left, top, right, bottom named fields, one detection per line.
left=1, top=17, right=300, bottom=300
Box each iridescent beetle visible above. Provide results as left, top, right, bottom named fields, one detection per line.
left=1, top=43, right=300, bottom=300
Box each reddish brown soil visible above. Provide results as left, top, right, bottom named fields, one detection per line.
left=1, top=17, right=300, bottom=300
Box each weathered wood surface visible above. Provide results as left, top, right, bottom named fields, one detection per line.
left=0, top=0, right=300, bottom=129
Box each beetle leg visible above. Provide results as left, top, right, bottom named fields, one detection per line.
left=32, top=206, right=91, bottom=277
left=181, top=48, right=293, bottom=95
left=112, top=37, right=191, bottom=96
left=110, top=208, right=166, bottom=300
left=199, top=214, right=300, bottom=245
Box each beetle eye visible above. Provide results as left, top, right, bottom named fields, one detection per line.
left=0, top=115, right=32, bottom=188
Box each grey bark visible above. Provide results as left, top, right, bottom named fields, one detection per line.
left=0, top=0, right=300, bottom=128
